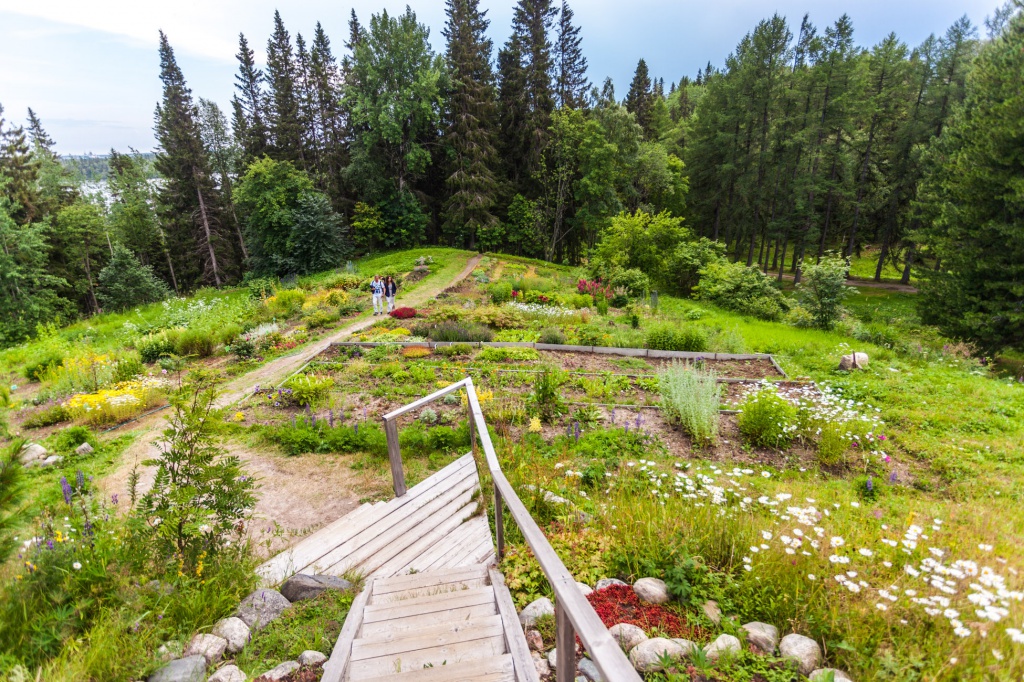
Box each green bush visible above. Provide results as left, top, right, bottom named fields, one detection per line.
left=24, top=351, right=65, bottom=382
left=660, top=362, right=721, bottom=446
left=611, top=268, right=651, bottom=297
left=175, top=328, right=216, bottom=358
left=268, top=289, right=306, bottom=317
left=48, top=425, right=96, bottom=454
left=538, top=328, right=566, bottom=345
left=797, top=255, right=852, bottom=330
left=218, top=323, right=244, bottom=345
left=596, top=297, right=610, bottom=315
left=645, top=325, right=709, bottom=352
left=434, top=343, right=473, bottom=357
left=23, top=404, right=71, bottom=429
left=246, top=276, right=278, bottom=300
left=112, top=352, right=144, bottom=383
left=137, top=333, right=176, bottom=364
left=816, top=421, right=850, bottom=466
left=568, top=293, right=592, bottom=309
left=530, top=367, right=567, bottom=423
left=304, top=309, right=340, bottom=330
left=478, top=347, right=540, bottom=363
left=488, top=281, right=513, bottom=304
left=338, top=301, right=365, bottom=317
left=694, top=261, right=789, bottom=321
left=282, top=374, right=335, bottom=408
left=411, top=321, right=493, bottom=343
left=737, top=389, right=798, bottom=449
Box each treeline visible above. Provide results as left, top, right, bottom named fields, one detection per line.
left=61, top=153, right=158, bottom=182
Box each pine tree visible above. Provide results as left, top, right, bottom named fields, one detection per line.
left=153, top=31, right=230, bottom=288
left=0, top=104, right=40, bottom=224
left=25, top=108, right=56, bottom=156
left=97, top=244, right=171, bottom=312
left=625, top=59, right=655, bottom=138
left=231, top=33, right=269, bottom=163
left=289, top=191, right=352, bottom=274
left=554, top=1, right=589, bottom=110
left=266, top=11, right=305, bottom=166
left=308, top=23, right=346, bottom=204
left=442, top=0, right=500, bottom=247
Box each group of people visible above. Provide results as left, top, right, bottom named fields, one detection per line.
left=370, top=275, right=398, bottom=315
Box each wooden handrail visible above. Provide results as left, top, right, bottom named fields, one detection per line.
left=381, top=377, right=642, bottom=682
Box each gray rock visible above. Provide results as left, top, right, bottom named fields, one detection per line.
left=147, top=655, right=206, bottom=682
left=184, top=633, right=226, bottom=666
left=525, top=629, right=544, bottom=652
left=705, top=634, right=741, bottom=661
left=838, top=352, right=869, bottom=371
left=608, top=623, right=648, bottom=652
left=18, top=443, right=47, bottom=464
left=742, top=622, right=779, bottom=654
left=576, top=678, right=587, bottom=682
left=531, top=652, right=550, bottom=677
left=297, top=650, right=327, bottom=666
left=157, top=641, right=183, bottom=662
left=595, top=578, right=628, bottom=591
left=547, top=648, right=559, bottom=669
left=41, top=455, right=63, bottom=467
left=519, top=596, right=555, bottom=626
left=256, top=661, right=300, bottom=681
left=236, top=589, right=292, bottom=630
left=628, top=638, right=686, bottom=673
left=632, top=577, right=670, bottom=605
left=208, top=665, right=246, bottom=682
left=780, top=634, right=822, bottom=676
left=75, top=442, right=95, bottom=456
left=578, top=657, right=604, bottom=682
left=810, top=668, right=854, bottom=682
left=576, top=581, right=594, bottom=597
left=702, top=599, right=722, bottom=625
left=279, top=574, right=352, bottom=602
left=212, top=617, right=250, bottom=654
left=671, top=638, right=699, bottom=656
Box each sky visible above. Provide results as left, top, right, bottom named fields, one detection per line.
left=0, top=0, right=999, bottom=155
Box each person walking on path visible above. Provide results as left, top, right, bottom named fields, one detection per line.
left=370, top=275, right=385, bottom=315
left=384, top=275, right=398, bottom=313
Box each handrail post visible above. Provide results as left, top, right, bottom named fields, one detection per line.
left=494, top=488, right=504, bottom=560
left=467, top=396, right=477, bottom=456
left=556, top=600, right=576, bottom=682
left=383, top=417, right=406, bottom=497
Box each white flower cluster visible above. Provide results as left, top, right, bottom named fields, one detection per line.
left=504, top=301, right=576, bottom=317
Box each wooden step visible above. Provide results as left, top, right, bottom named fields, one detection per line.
left=351, top=653, right=515, bottom=682
left=359, top=602, right=500, bottom=639
left=347, top=625, right=507, bottom=679
left=352, top=615, right=505, bottom=659
left=402, top=515, right=491, bottom=574
left=368, top=509, right=487, bottom=580
left=362, top=587, right=496, bottom=624
left=372, top=565, right=490, bottom=597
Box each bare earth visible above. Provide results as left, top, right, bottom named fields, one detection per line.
left=97, top=254, right=482, bottom=552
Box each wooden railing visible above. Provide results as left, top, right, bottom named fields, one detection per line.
left=381, top=377, right=642, bottom=682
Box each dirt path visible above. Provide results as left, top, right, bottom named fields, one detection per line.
left=776, top=271, right=917, bottom=293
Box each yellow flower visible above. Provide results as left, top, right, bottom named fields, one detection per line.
left=528, top=417, right=543, bottom=433
left=232, top=411, right=246, bottom=422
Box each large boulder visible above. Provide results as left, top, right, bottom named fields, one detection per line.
left=75, top=442, right=95, bottom=456
left=810, top=669, right=854, bottom=682
left=256, top=661, right=300, bottom=681
left=208, top=665, right=247, bottom=682
left=279, top=573, right=352, bottom=602
left=838, top=353, right=869, bottom=371
left=147, top=655, right=206, bottom=682
left=742, top=622, right=780, bottom=654
left=183, top=633, right=227, bottom=666
left=628, top=638, right=687, bottom=673
left=18, top=443, right=47, bottom=465
left=212, top=617, right=251, bottom=654
left=780, top=634, right=822, bottom=675
left=671, top=639, right=699, bottom=657
left=608, top=623, right=648, bottom=652
left=519, top=597, right=555, bottom=626
left=595, top=578, right=628, bottom=591
left=705, top=634, right=741, bottom=661
left=632, top=578, right=670, bottom=605
left=297, top=650, right=327, bottom=666
left=236, top=589, right=292, bottom=630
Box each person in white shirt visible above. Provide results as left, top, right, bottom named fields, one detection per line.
left=370, top=275, right=385, bottom=315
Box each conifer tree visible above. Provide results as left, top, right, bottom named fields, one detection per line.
left=153, top=31, right=230, bottom=288
left=231, top=33, right=269, bottom=163
left=0, top=104, right=40, bottom=224
left=625, top=59, right=655, bottom=138
left=97, top=244, right=171, bottom=312
left=308, top=23, right=346, bottom=203
left=198, top=99, right=247, bottom=264
left=554, top=1, right=589, bottom=110
left=25, top=108, right=56, bottom=156
left=442, top=0, right=500, bottom=247
left=266, top=11, right=305, bottom=166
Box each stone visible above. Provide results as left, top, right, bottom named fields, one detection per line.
left=236, top=589, right=292, bottom=630
left=531, top=652, right=550, bottom=677
left=157, top=641, right=183, bottom=662
left=279, top=573, right=352, bottom=602
left=525, top=629, right=544, bottom=652
left=208, top=665, right=247, bottom=682
left=184, top=633, right=227, bottom=665
left=628, top=638, right=686, bottom=673
left=576, top=581, right=594, bottom=597
left=595, top=578, right=628, bottom=591
left=838, top=352, right=869, bottom=371
left=41, top=455, right=63, bottom=467
left=212, top=617, right=250, bottom=654
left=671, top=638, right=699, bottom=656
left=75, top=442, right=95, bottom=456
left=547, top=648, right=559, bottom=669
left=518, top=596, right=555, bottom=626
left=705, top=634, right=741, bottom=661
left=255, top=661, right=300, bottom=681
left=147, top=655, right=206, bottom=682
left=608, top=623, right=648, bottom=652
left=18, top=443, right=46, bottom=464
left=578, top=657, right=604, bottom=682
left=632, top=577, right=670, bottom=605
left=702, top=599, right=722, bottom=625
left=297, top=650, right=327, bottom=666
left=742, top=622, right=780, bottom=654
left=810, top=668, right=854, bottom=682
left=779, top=633, right=822, bottom=676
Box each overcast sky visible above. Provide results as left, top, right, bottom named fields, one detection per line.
left=0, top=0, right=998, bottom=155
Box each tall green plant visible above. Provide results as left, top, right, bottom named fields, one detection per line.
left=530, top=366, right=567, bottom=423
left=659, top=362, right=720, bottom=446
left=0, top=439, right=26, bottom=561
left=796, top=254, right=852, bottom=330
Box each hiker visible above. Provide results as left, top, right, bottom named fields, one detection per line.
left=370, top=275, right=385, bottom=315
left=384, top=275, right=398, bottom=313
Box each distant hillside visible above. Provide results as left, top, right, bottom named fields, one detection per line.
left=61, top=152, right=158, bottom=182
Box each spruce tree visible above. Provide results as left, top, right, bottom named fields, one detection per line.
left=309, top=23, right=346, bottom=203
left=26, top=108, right=56, bottom=156
left=0, top=104, right=40, bottom=224
left=97, top=244, right=171, bottom=312
left=232, top=33, right=269, bottom=163
left=153, top=31, right=230, bottom=288
left=290, top=191, right=352, bottom=274
left=625, top=59, right=655, bottom=138
left=554, top=1, right=589, bottom=110
left=266, top=11, right=305, bottom=166
left=442, top=0, right=500, bottom=247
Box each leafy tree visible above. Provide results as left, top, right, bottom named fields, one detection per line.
left=234, top=156, right=313, bottom=276
left=52, top=202, right=109, bottom=315
left=97, top=244, right=171, bottom=312
left=796, top=254, right=852, bottom=329
left=289, top=191, right=351, bottom=274
left=592, top=210, right=688, bottom=285
left=350, top=201, right=385, bottom=252
left=666, top=237, right=726, bottom=295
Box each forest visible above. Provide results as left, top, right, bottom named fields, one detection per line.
left=1, top=0, right=1022, bottom=352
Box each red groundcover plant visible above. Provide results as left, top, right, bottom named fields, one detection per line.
left=586, top=584, right=705, bottom=640
left=389, top=307, right=417, bottom=319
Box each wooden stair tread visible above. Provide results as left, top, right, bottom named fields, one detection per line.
left=370, top=578, right=489, bottom=605
left=358, top=602, right=500, bottom=638
left=372, top=565, right=489, bottom=594
left=350, top=653, right=515, bottom=682
left=351, top=615, right=505, bottom=659
left=346, top=633, right=507, bottom=679
left=362, top=587, right=496, bottom=622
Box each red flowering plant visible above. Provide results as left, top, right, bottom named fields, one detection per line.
left=389, top=307, right=417, bottom=320
left=586, top=584, right=705, bottom=640
left=578, top=278, right=613, bottom=300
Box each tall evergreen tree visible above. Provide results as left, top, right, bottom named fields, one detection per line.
left=0, top=104, right=40, bottom=225
left=153, top=31, right=231, bottom=288
left=441, top=0, right=501, bottom=248
left=231, top=33, right=269, bottom=163
left=554, top=1, right=589, bottom=109
left=308, top=22, right=347, bottom=204
left=625, top=59, right=655, bottom=138
left=197, top=98, right=247, bottom=264
left=265, top=11, right=305, bottom=166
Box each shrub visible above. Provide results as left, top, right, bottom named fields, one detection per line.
left=530, top=367, right=567, bottom=423
left=304, top=309, right=340, bottom=330
left=64, top=378, right=167, bottom=425
left=282, top=374, right=335, bottom=408
left=488, top=281, right=513, bottom=304
left=246, top=276, right=278, bottom=300
left=401, top=346, right=431, bottom=359
left=175, top=328, right=216, bottom=358
left=112, top=353, right=144, bottom=383
left=218, top=323, right=244, bottom=345
left=23, top=404, right=71, bottom=429
left=596, top=297, right=610, bottom=315
left=737, top=388, right=798, bottom=449
left=389, top=307, right=417, bottom=320
left=645, top=325, right=709, bottom=353
left=230, top=335, right=257, bottom=359
left=538, top=328, right=566, bottom=345
left=411, top=321, right=493, bottom=343
left=338, top=301, right=365, bottom=317
left=660, top=362, right=720, bottom=446
left=694, top=261, right=789, bottom=321
left=611, top=268, right=651, bottom=297
left=267, top=289, right=306, bottom=317
left=471, top=305, right=526, bottom=329
left=797, top=254, right=853, bottom=330
left=610, top=293, right=628, bottom=308
left=816, top=420, right=850, bottom=466
left=24, top=351, right=65, bottom=382
left=478, top=347, right=540, bottom=363
left=434, top=343, right=472, bottom=357
left=137, top=333, right=176, bottom=364
left=96, top=244, right=171, bottom=312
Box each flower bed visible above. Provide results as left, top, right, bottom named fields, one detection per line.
left=63, top=377, right=168, bottom=425
left=587, top=584, right=703, bottom=640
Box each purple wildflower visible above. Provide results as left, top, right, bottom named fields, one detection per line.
left=76, top=470, right=85, bottom=490
left=60, top=476, right=73, bottom=505
left=111, top=493, right=119, bottom=506
left=610, top=408, right=616, bottom=425
left=574, top=421, right=581, bottom=443
left=889, top=471, right=898, bottom=484
left=866, top=477, right=873, bottom=492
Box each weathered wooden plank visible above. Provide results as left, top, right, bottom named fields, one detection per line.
left=368, top=504, right=482, bottom=580
left=351, top=616, right=505, bottom=660
left=434, top=522, right=493, bottom=570
left=370, top=578, right=489, bottom=606
left=352, top=654, right=515, bottom=682
left=362, top=587, right=495, bottom=623
left=319, top=585, right=370, bottom=682
left=489, top=569, right=540, bottom=682
left=384, top=417, right=406, bottom=497
left=358, top=602, right=499, bottom=638
left=373, top=565, right=489, bottom=595
left=346, top=634, right=507, bottom=679
left=408, top=517, right=484, bottom=573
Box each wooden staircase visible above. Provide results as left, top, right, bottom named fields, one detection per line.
left=322, top=565, right=538, bottom=682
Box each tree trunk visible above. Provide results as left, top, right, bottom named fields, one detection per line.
left=776, top=232, right=789, bottom=281
left=194, top=183, right=222, bottom=287
left=83, top=250, right=100, bottom=315
left=901, top=242, right=914, bottom=285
